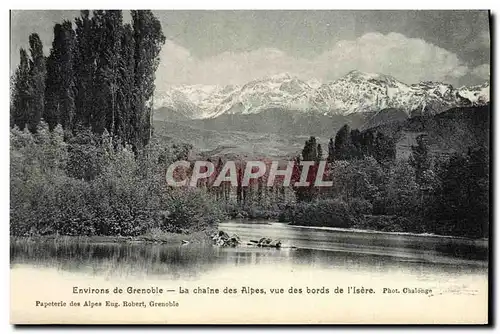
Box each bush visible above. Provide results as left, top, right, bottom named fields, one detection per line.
left=289, top=199, right=354, bottom=228
left=10, top=173, right=97, bottom=236
left=348, top=198, right=373, bottom=216
left=10, top=125, right=225, bottom=237
left=354, top=215, right=421, bottom=233
left=161, top=188, right=226, bottom=233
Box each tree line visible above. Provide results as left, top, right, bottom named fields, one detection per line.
left=185, top=124, right=488, bottom=238
left=9, top=10, right=488, bottom=239
left=286, top=128, right=489, bottom=238
left=11, top=10, right=165, bottom=151
left=328, top=124, right=396, bottom=162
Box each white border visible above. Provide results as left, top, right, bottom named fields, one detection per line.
left=1, top=2, right=497, bottom=333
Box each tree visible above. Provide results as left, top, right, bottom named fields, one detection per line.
left=14, top=10, right=166, bottom=150
left=346, top=157, right=384, bottom=203
left=27, top=33, right=46, bottom=132
left=317, top=143, right=323, bottom=163
left=44, top=21, right=76, bottom=130
left=333, top=124, right=354, bottom=160
left=302, top=136, right=319, bottom=161
left=11, top=48, right=31, bottom=130
left=332, top=125, right=396, bottom=162
left=385, top=159, right=420, bottom=216
left=373, top=131, right=396, bottom=162
left=295, top=137, right=321, bottom=202
left=429, top=148, right=489, bottom=238
left=131, top=10, right=166, bottom=150
left=350, top=129, right=363, bottom=159
left=91, top=10, right=124, bottom=136
left=409, top=134, right=431, bottom=185
left=359, top=130, right=374, bottom=157
left=117, top=23, right=136, bottom=144
left=74, top=10, right=96, bottom=128
left=327, top=138, right=334, bottom=162
left=465, top=147, right=489, bottom=236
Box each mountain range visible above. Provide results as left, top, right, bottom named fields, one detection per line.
left=153, top=70, right=490, bottom=120
left=152, top=70, right=490, bottom=160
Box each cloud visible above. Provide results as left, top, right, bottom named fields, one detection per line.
left=156, top=32, right=471, bottom=88
left=471, top=63, right=490, bottom=80
left=156, top=42, right=311, bottom=90
left=466, top=30, right=490, bottom=51
left=316, top=32, right=469, bottom=84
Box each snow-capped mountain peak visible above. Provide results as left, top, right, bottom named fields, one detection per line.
left=458, top=82, right=490, bottom=106
left=154, top=71, right=490, bottom=119
left=265, top=72, right=296, bottom=81
left=342, top=70, right=401, bottom=86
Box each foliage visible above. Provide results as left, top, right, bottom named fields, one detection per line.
left=289, top=199, right=354, bottom=228
left=10, top=126, right=224, bottom=237
left=27, top=34, right=46, bottom=132
left=409, top=134, right=431, bottom=185
left=327, top=138, right=335, bottom=162
left=286, top=136, right=489, bottom=238
left=161, top=189, right=227, bottom=233
left=44, top=21, right=76, bottom=130
left=11, top=10, right=166, bottom=151
left=11, top=49, right=31, bottom=130
left=294, top=136, right=323, bottom=202
left=9, top=13, right=489, bottom=240
left=425, top=148, right=489, bottom=238
left=331, top=124, right=396, bottom=162
left=383, top=159, right=421, bottom=216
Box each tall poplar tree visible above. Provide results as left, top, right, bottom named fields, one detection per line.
left=409, top=134, right=431, bottom=185
left=333, top=124, right=353, bottom=161
left=131, top=10, right=166, bottom=150
left=11, top=49, right=31, bottom=130
left=44, top=21, right=76, bottom=130
left=327, top=138, right=335, bottom=162
left=91, top=10, right=124, bottom=136
left=14, top=10, right=165, bottom=150
left=27, top=33, right=46, bottom=132
left=74, top=10, right=96, bottom=128
left=117, top=23, right=136, bottom=144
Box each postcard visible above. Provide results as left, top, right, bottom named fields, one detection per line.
left=9, top=9, right=490, bottom=324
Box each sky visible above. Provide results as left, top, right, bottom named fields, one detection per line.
left=10, top=10, right=491, bottom=91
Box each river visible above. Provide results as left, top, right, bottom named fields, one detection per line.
left=10, top=220, right=489, bottom=324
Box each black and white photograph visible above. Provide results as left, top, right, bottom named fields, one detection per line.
left=8, top=9, right=490, bottom=324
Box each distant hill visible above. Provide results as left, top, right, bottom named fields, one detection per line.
left=361, top=105, right=490, bottom=159
left=153, top=104, right=490, bottom=160
left=153, top=119, right=319, bottom=160
left=184, top=108, right=371, bottom=137
left=360, top=108, right=409, bottom=130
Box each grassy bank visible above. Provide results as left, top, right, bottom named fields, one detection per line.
left=284, top=197, right=487, bottom=239
left=10, top=127, right=227, bottom=238
left=10, top=229, right=216, bottom=246
left=288, top=215, right=420, bottom=234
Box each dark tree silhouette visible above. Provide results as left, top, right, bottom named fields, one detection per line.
left=409, top=134, right=431, bottom=185
left=27, top=33, right=46, bottom=132
left=44, top=21, right=76, bottom=130
left=11, top=48, right=30, bottom=130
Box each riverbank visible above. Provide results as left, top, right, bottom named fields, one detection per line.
left=284, top=223, right=489, bottom=244
left=287, top=210, right=489, bottom=240
left=10, top=229, right=216, bottom=246
left=11, top=217, right=489, bottom=247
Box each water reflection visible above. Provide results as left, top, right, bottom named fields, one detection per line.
left=11, top=240, right=221, bottom=279
left=220, top=221, right=489, bottom=263
left=11, top=221, right=488, bottom=280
